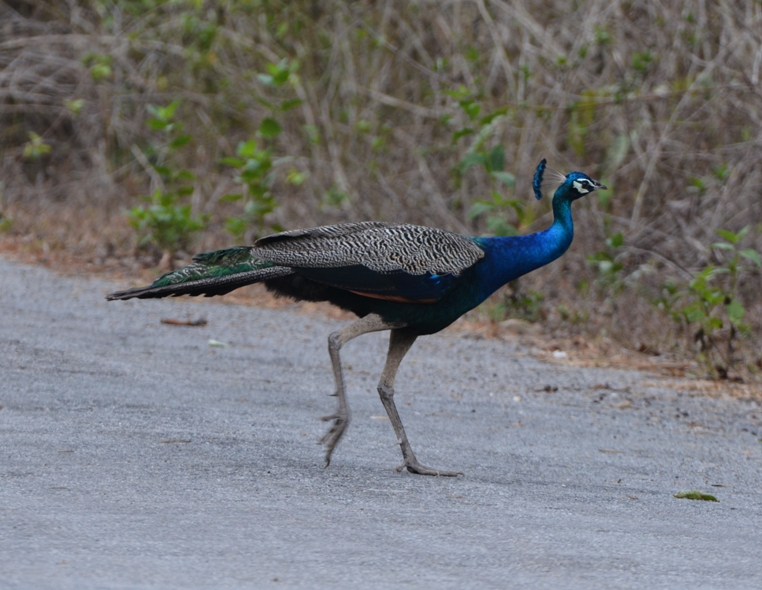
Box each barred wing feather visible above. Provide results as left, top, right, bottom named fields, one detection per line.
left=255, top=222, right=484, bottom=275
left=255, top=222, right=485, bottom=302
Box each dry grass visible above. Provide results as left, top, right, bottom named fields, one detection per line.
left=1, top=0, right=761, bottom=379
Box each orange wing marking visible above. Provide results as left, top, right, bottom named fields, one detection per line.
left=349, top=290, right=437, bottom=304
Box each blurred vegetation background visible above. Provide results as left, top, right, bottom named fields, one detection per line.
left=1, top=0, right=761, bottom=380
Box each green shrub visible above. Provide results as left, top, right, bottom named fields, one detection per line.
left=654, top=227, right=761, bottom=378
left=126, top=101, right=207, bottom=259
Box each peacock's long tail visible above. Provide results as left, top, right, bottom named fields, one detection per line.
left=106, top=247, right=292, bottom=300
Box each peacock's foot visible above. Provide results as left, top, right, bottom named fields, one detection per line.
left=394, top=457, right=463, bottom=477
left=318, top=410, right=349, bottom=467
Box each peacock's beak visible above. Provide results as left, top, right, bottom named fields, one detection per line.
left=593, top=179, right=607, bottom=191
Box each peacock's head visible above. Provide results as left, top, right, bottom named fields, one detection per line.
left=532, top=159, right=607, bottom=202
left=563, top=171, right=607, bottom=201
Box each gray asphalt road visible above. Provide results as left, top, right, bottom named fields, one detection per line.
left=1, top=257, right=761, bottom=589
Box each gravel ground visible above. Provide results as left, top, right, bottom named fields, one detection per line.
left=1, top=257, right=761, bottom=589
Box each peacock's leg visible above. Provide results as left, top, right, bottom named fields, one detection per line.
left=321, top=313, right=399, bottom=467
left=378, top=329, right=463, bottom=477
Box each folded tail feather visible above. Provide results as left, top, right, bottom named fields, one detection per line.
left=106, top=247, right=293, bottom=300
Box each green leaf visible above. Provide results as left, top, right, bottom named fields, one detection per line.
left=608, top=232, right=624, bottom=248
left=286, top=168, right=306, bottom=185
left=65, top=98, right=84, bottom=115
left=23, top=132, right=51, bottom=159
left=490, top=171, right=516, bottom=187
left=90, top=63, right=112, bottom=81
left=739, top=249, right=762, bottom=266
left=266, top=61, right=291, bottom=85
left=220, top=157, right=244, bottom=167
left=489, top=190, right=505, bottom=206
left=588, top=251, right=614, bottom=263
left=163, top=100, right=180, bottom=120
left=674, top=490, right=718, bottom=502
left=467, top=201, right=495, bottom=219
left=711, top=242, right=735, bottom=251
left=255, top=96, right=274, bottom=110
left=224, top=216, right=248, bottom=239
left=726, top=299, right=745, bottom=324
left=460, top=152, right=486, bottom=171
left=146, top=119, right=169, bottom=131
left=176, top=169, right=194, bottom=182
left=322, top=186, right=350, bottom=209
left=237, top=139, right=258, bottom=158
left=219, top=193, right=243, bottom=202
left=486, top=216, right=518, bottom=236
left=487, top=144, right=505, bottom=172
left=259, top=118, right=282, bottom=138
left=504, top=198, right=526, bottom=218
left=279, top=98, right=303, bottom=112
left=715, top=228, right=743, bottom=244
left=257, top=74, right=274, bottom=86
left=459, top=100, right=481, bottom=121
left=713, top=163, right=729, bottom=181
left=444, top=86, right=470, bottom=99
left=479, top=107, right=508, bottom=126
left=451, top=128, right=474, bottom=143
left=169, top=134, right=192, bottom=150
left=147, top=101, right=179, bottom=123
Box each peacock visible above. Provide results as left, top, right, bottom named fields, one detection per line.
left=108, top=160, right=605, bottom=476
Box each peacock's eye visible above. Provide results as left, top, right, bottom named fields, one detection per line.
left=572, top=179, right=592, bottom=194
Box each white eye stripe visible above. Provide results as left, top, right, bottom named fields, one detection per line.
left=572, top=180, right=590, bottom=194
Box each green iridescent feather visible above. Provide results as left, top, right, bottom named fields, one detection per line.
left=152, top=247, right=271, bottom=287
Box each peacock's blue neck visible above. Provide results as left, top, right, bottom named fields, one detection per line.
left=547, top=190, right=574, bottom=239
left=474, top=192, right=575, bottom=297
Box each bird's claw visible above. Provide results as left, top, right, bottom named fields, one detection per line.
left=318, top=411, right=349, bottom=467
left=394, top=458, right=463, bottom=477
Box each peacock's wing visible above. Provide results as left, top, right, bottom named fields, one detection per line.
left=254, top=222, right=485, bottom=302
